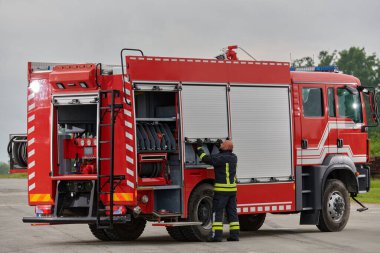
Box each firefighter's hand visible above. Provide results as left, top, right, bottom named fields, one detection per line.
left=215, top=139, right=223, bottom=148
left=196, top=138, right=203, bottom=147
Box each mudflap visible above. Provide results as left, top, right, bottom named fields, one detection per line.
left=300, top=210, right=320, bottom=225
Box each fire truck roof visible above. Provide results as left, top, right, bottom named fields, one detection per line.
left=125, top=56, right=291, bottom=85
left=291, top=71, right=361, bottom=86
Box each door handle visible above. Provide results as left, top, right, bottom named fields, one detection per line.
left=337, top=138, right=344, bottom=148
left=301, top=139, right=308, bottom=149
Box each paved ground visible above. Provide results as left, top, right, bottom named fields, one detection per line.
left=0, top=179, right=379, bottom=253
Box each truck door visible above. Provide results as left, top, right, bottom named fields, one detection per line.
left=336, top=86, right=367, bottom=163
left=299, top=85, right=328, bottom=165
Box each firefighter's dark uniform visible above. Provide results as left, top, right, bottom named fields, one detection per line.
left=196, top=146, right=240, bottom=241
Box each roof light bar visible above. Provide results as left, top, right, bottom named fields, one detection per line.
left=56, top=83, right=65, bottom=89
left=290, top=66, right=339, bottom=72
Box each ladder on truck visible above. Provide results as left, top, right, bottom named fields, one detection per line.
left=96, top=90, right=124, bottom=229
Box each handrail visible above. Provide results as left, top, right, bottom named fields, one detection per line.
left=120, top=48, right=144, bottom=104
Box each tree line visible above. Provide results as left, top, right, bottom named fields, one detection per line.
left=292, top=47, right=380, bottom=88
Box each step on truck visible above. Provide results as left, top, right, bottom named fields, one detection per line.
left=8, top=46, right=379, bottom=241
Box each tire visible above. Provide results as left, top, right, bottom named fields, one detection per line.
left=239, top=213, right=266, bottom=231
left=104, top=218, right=146, bottom=241
left=175, top=183, right=214, bottom=242
left=317, top=179, right=350, bottom=232
left=88, top=224, right=111, bottom=241
left=166, top=226, right=189, bottom=241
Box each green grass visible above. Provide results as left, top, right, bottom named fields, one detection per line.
left=0, top=162, right=27, bottom=178
left=356, top=179, right=380, bottom=203
left=0, top=173, right=27, bottom=179
left=369, top=131, right=380, bottom=157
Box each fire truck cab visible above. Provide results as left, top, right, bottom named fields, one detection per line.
left=9, top=48, right=376, bottom=242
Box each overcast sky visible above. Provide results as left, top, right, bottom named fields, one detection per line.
left=0, top=0, right=379, bottom=162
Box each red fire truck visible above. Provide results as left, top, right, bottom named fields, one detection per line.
left=8, top=47, right=378, bottom=241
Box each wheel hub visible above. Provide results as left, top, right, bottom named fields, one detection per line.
left=197, top=197, right=212, bottom=229
left=327, top=191, right=345, bottom=222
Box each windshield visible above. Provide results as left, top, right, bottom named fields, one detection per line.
left=337, top=88, right=363, bottom=123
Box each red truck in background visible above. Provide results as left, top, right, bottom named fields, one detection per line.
left=8, top=47, right=378, bottom=241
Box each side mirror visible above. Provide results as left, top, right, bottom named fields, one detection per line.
left=376, top=83, right=380, bottom=93
left=357, top=86, right=369, bottom=94
left=345, top=85, right=359, bottom=95
left=357, top=84, right=380, bottom=126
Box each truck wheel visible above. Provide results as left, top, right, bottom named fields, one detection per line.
left=104, top=218, right=146, bottom=241
left=317, top=179, right=350, bottom=232
left=180, top=183, right=214, bottom=241
left=166, top=226, right=189, bottom=241
left=239, top=214, right=266, bottom=231
left=88, top=224, right=111, bottom=241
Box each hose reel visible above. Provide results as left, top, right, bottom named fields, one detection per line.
left=8, top=135, right=27, bottom=169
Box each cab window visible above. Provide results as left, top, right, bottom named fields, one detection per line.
left=302, top=87, right=324, bottom=117
left=328, top=88, right=336, bottom=117
left=337, top=88, right=363, bottom=123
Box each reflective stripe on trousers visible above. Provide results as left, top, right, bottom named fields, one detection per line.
left=229, top=221, right=240, bottom=230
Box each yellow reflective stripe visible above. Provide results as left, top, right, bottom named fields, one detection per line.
left=113, top=193, right=133, bottom=202
left=214, top=187, right=237, bottom=192
left=234, top=165, right=238, bottom=184
left=214, top=183, right=237, bottom=188
left=197, top=147, right=202, bottom=150
left=212, top=222, right=223, bottom=230
left=229, top=222, right=240, bottom=230
left=226, top=163, right=230, bottom=184
left=30, top=194, right=53, bottom=203
left=199, top=153, right=206, bottom=159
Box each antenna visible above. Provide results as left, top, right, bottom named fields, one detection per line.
left=238, top=46, right=257, bottom=61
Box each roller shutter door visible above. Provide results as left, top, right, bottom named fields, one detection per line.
left=181, top=85, right=228, bottom=139
left=230, top=85, right=292, bottom=179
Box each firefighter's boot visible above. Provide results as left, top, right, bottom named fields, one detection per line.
left=227, top=221, right=240, bottom=241
left=210, top=221, right=223, bottom=242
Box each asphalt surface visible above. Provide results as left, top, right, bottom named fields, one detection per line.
left=0, top=179, right=379, bottom=253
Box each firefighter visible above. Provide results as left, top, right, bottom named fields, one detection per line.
left=196, top=138, right=240, bottom=242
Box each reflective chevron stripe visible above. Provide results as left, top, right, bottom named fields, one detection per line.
left=30, top=194, right=53, bottom=203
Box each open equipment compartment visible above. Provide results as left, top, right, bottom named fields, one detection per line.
left=51, top=93, right=99, bottom=217
left=134, top=84, right=182, bottom=215
left=53, top=94, right=99, bottom=177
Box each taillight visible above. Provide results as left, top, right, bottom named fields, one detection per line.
left=114, top=206, right=127, bottom=215
left=106, top=205, right=127, bottom=215
left=35, top=205, right=52, bottom=215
